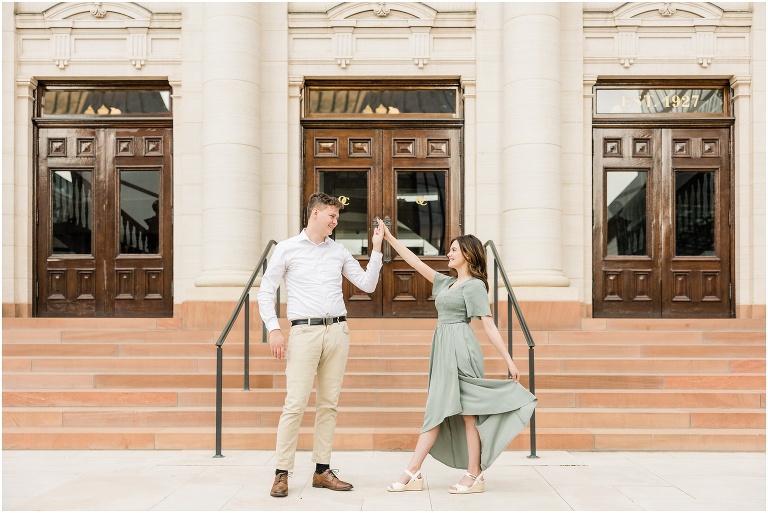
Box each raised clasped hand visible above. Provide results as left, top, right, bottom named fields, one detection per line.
left=375, top=217, right=391, bottom=239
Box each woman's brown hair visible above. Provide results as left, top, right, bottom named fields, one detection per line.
left=451, top=234, right=489, bottom=291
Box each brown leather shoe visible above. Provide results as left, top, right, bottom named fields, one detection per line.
left=312, top=469, right=353, bottom=491
left=270, top=472, right=289, bottom=497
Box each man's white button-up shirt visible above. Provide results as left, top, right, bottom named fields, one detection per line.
left=257, top=230, right=383, bottom=333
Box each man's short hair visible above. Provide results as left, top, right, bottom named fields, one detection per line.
left=306, top=192, right=344, bottom=220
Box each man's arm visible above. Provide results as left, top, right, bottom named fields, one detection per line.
left=342, top=250, right=383, bottom=293
left=341, top=222, right=384, bottom=293
left=256, top=244, right=287, bottom=333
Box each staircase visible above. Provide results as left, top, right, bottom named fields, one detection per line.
left=3, top=314, right=765, bottom=451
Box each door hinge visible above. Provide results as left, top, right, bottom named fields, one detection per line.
left=729, top=282, right=732, bottom=300
left=35, top=206, right=39, bottom=226
left=35, top=280, right=39, bottom=298
left=728, top=210, right=732, bottom=227
left=34, top=139, right=39, bottom=158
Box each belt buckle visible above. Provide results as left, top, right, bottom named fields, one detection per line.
left=323, top=316, right=333, bottom=325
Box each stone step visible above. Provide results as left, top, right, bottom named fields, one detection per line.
left=4, top=342, right=764, bottom=359
left=4, top=315, right=762, bottom=334
left=2, top=316, right=763, bottom=452
left=5, top=355, right=762, bottom=374
left=5, top=388, right=764, bottom=409
left=2, top=370, right=765, bottom=391
left=4, top=327, right=764, bottom=345
left=4, top=406, right=764, bottom=430
left=584, top=318, right=766, bottom=332
left=3, top=426, right=764, bottom=451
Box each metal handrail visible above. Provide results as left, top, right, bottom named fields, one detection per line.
left=214, top=240, right=279, bottom=458
left=483, top=240, right=539, bottom=458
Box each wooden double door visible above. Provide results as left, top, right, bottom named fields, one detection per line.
left=35, top=126, right=173, bottom=317
left=593, top=127, right=732, bottom=318
left=304, top=127, right=461, bottom=317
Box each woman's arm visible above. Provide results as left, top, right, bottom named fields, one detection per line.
left=480, top=315, right=520, bottom=381
left=377, top=218, right=437, bottom=283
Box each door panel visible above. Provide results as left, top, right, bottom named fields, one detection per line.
left=36, top=127, right=172, bottom=317
left=38, top=129, right=100, bottom=316
left=111, top=128, right=173, bottom=317
left=304, top=129, right=382, bottom=317
left=593, top=127, right=731, bottom=318
left=383, top=129, right=458, bottom=317
left=593, top=128, right=662, bottom=317
left=662, top=128, right=731, bottom=317
left=304, top=127, right=460, bottom=317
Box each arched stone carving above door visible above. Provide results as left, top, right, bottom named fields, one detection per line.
left=288, top=2, right=475, bottom=70
left=583, top=2, right=751, bottom=71
left=15, top=2, right=181, bottom=71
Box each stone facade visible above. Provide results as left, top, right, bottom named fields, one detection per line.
left=2, top=2, right=765, bottom=319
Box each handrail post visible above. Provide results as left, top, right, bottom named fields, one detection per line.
left=244, top=293, right=250, bottom=391
left=276, top=284, right=281, bottom=317
left=214, top=344, right=224, bottom=458
left=507, top=294, right=513, bottom=363
left=528, top=344, right=538, bottom=459
left=493, top=261, right=499, bottom=325
left=262, top=260, right=268, bottom=344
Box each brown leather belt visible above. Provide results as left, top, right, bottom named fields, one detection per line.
left=290, top=316, right=346, bottom=327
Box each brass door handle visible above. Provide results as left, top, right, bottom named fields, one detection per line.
left=383, top=216, right=392, bottom=263
left=373, top=216, right=393, bottom=263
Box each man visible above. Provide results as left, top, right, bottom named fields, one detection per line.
left=257, top=192, right=384, bottom=498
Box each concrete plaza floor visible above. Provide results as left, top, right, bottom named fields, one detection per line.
left=2, top=449, right=766, bottom=511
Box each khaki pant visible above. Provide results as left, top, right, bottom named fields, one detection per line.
left=275, top=321, right=350, bottom=470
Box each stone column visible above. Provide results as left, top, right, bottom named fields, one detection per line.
left=501, top=3, right=569, bottom=287
left=195, top=4, right=262, bottom=287
left=731, top=75, right=756, bottom=315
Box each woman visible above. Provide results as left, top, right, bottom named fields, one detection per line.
left=378, top=220, right=537, bottom=494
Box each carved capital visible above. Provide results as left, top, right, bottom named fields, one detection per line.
left=288, top=76, right=304, bottom=98
left=460, top=77, right=476, bottom=98
left=730, top=75, right=751, bottom=98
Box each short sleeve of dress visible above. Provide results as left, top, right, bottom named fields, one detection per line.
left=432, top=272, right=454, bottom=297
left=463, top=279, right=492, bottom=318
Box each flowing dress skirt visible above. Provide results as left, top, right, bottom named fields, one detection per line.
left=422, top=321, right=538, bottom=471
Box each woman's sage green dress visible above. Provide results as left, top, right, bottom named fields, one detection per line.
left=423, top=273, right=538, bottom=471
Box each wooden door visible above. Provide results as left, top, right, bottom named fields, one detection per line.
left=662, top=128, right=731, bottom=317
left=593, top=128, right=661, bottom=317
left=382, top=128, right=459, bottom=317
left=593, top=127, right=732, bottom=318
left=303, top=127, right=460, bottom=317
left=36, top=127, right=173, bottom=317
left=37, top=128, right=100, bottom=316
